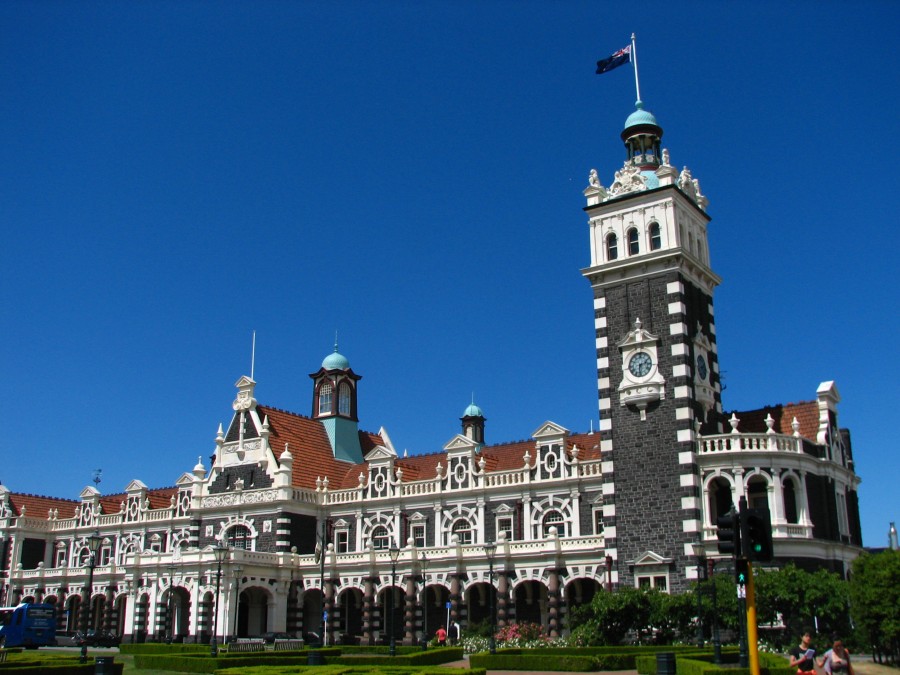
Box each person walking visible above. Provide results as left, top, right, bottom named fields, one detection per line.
left=789, top=630, right=817, bottom=675
left=435, top=625, right=447, bottom=647
left=821, top=638, right=853, bottom=675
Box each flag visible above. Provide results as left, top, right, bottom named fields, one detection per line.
left=596, top=45, right=631, bottom=75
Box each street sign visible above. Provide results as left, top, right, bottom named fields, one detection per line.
left=445, top=601, right=451, bottom=609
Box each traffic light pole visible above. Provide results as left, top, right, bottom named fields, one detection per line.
left=746, top=561, right=760, bottom=675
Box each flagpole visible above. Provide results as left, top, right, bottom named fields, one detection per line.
left=631, top=33, right=642, bottom=103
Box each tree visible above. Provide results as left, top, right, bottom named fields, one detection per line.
left=753, top=563, right=850, bottom=641
left=569, top=586, right=652, bottom=645
left=850, top=550, right=900, bottom=663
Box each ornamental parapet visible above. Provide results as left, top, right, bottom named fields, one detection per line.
left=698, top=432, right=802, bottom=454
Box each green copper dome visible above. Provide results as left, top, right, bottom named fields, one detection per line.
left=623, top=100, right=659, bottom=130
left=463, top=402, right=484, bottom=418
left=322, top=347, right=350, bottom=370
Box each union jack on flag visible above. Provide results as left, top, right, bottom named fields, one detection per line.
left=596, top=45, right=631, bottom=75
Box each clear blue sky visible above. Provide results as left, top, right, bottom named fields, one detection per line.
left=2, top=1, right=897, bottom=547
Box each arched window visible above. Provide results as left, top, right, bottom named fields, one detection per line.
left=606, top=233, right=618, bottom=260
left=318, top=382, right=333, bottom=416
left=338, top=382, right=351, bottom=416
left=452, top=519, right=472, bottom=545
left=708, top=477, right=733, bottom=526
left=227, top=525, right=252, bottom=550
left=371, top=525, right=391, bottom=550
left=542, top=510, right=567, bottom=537
left=783, top=479, right=799, bottom=524
left=627, top=228, right=639, bottom=255
left=747, top=477, right=768, bottom=511
left=649, top=222, right=662, bottom=250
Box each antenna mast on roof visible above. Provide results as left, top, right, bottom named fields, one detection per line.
left=250, top=330, right=257, bottom=380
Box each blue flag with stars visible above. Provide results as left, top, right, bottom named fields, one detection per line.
left=596, top=45, right=631, bottom=75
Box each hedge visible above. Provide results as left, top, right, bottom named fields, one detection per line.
left=0, top=659, right=123, bottom=675
left=326, top=647, right=463, bottom=667
left=120, top=643, right=211, bottom=654
left=133, top=653, right=315, bottom=673
left=212, top=668, right=483, bottom=675
left=635, top=651, right=791, bottom=675
left=470, top=652, right=599, bottom=671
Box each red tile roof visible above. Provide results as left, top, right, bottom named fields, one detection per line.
left=7, top=493, right=79, bottom=519
left=730, top=400, right=820, bottom=440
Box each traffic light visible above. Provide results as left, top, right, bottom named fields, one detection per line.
left=743, top=507, right=773, bottom=562
left=735, top=557, right=749, bottom=586
left=716, top=508, right=740, bottom=556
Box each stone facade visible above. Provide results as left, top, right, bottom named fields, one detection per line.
left=0, top=101, right=862, bottom=644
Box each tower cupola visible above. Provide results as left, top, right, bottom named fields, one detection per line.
left=309, top=340, right=364, bottom=463
left=460, top=399, right=486, bottom=446
left=621, top=101, right=663, bottom=173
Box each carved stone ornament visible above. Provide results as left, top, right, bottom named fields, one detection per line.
left=232, top=390, right=255, bottom=411
left=607, top=163, right=647, bottom=198
left=617, top=318, right=666, bottom=420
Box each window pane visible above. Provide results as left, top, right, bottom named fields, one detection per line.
left=338, top=383, right=351, bottom=415
left=319, top=383, right=333, bottom=415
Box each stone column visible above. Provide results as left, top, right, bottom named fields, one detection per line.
left=547, top=569, right=560, bottom=637
left=403, top=576, right=416, bottom=645
left=449, top=574, right=461, bottom=626
left=324, top=579, right=336, bottom=645
left=360, top=577, right=375, bottom=646
left=496, top=572, right=509, bottom=628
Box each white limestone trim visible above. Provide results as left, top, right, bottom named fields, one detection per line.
left=674, top=385, right=691, bottom=399
left=668, top=302, right=686, bottom=315
left=669, top=322, right=688, bottom=336
left=676, top=407, right=692, bottom=420
left=680, top=473, right=699, bottom=487
left=681, top=496, right=700, bottom=510
left=676, top=429, right=693, bottom=443
left=682, top=519, right=701, bottom=533
left=671, top=343, right=689, bottom=356
left=599, top=418, right=612, bottom=431
left=599, top=398, right=611, bottom=411
left=594, top=296, right=606, bottom=310
left=678, top=450, right=694, bottom=465
left=667, top=281, right=684, bottom=294
left=672, top=364, right=689, bottom=378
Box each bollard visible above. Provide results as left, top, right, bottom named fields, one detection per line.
left=656, top=652, right=676, bottom=675
left=307, top=649, right=324, bottom=666
left=94, top=656, right=115, bottom=674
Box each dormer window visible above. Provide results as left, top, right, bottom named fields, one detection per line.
left=318, top=383, right=333, bottom=416
left=338, top=382, right=351, bottom=416
left=606, top=233, right=618, bottom=260
left=649, top=222, right=661, bottom=250
left=627, top=228, right=639, bottom=255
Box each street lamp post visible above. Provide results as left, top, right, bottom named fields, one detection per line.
left=484, top=541, right=497, bottom=655
left=693, top=545, right=706, bottom=647
left=419, top=552, right=429, bottom=650
left=210, top=544, right=228, bottom=658
left=708, top=558, right=721, bottom=664
left=232, top=566, right=243, bottom=642
left=388, top=544, right=400, bottom=657
left=166, top=563, right=177, bottom=645
left=80, top=530, right=103, bottom=663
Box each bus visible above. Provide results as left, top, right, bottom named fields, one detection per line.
left=0, top=603, right=57, bottom=648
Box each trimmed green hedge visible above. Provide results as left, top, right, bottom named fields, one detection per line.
left=212, top=668, right=482, bottom=675
left=120, top=642, right=210, bottom=654
left=470, top=652, right=598, bottom=671
left=635, top=651, right=791, bottom=675
left=326, top=647, right=463, bottom=667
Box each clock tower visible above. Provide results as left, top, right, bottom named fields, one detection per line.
left=582, top=101, right=722, bottom=591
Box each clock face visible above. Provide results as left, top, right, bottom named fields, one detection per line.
left=628, top=352, right=653, bottom=378
left=697, top=354, right=708, bottom=381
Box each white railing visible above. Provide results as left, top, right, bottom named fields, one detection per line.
left=577, top=460, right=603, bottom=477
left=698, top=433, right=802, bottom=454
